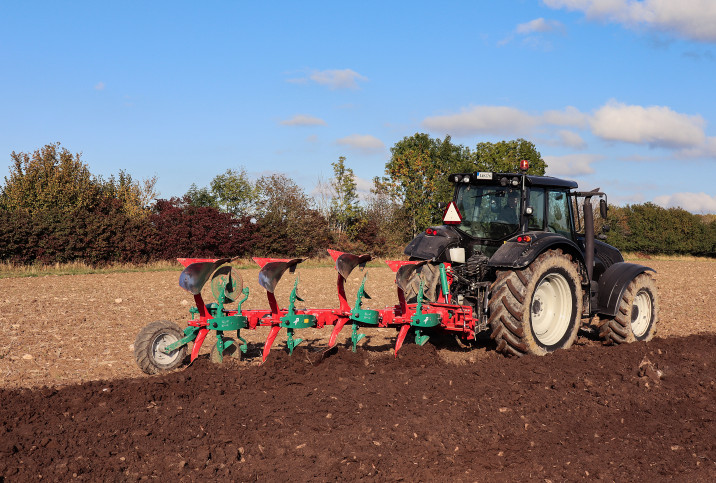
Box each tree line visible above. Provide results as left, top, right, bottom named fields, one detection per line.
left=0, top=139, right=713, bottom=265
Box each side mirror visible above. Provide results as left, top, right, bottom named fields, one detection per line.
left=599, top=199, right=608, bottom=219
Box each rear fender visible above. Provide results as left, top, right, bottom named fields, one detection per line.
left=595, top=262, right=655, bottom=317
left=487, top=233, right=585, bottom=271
left=403, top=225, right=461, bottom=261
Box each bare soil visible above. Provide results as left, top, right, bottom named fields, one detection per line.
left=1, top=259, right=715, bottom=480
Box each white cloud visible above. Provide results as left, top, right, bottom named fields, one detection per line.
left=94, top=81, right=105, bottom=91
left=543, top=0, right=716, bottom=42
left=653, top=192, right=716, bottom=213
left=336, top=134, right=385, bottom=153
left=590, top=100, right=706, bottom=148
left=310, top=69, right=368, bottom=90
left=516, top=17, right=565, bottom=34
left=280, top=114, right=326, bottom=126
left=557, top=130, right=587, bottom=149
left=544, top=153, right=600, bottom=176
left=423, top=101, right=714, bottom=156
left=422, top=106, right=538, bottom=136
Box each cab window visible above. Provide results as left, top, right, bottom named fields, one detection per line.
left=527, top=188, right=545, bottom=231
left=547, top=190, right=572, bottom=238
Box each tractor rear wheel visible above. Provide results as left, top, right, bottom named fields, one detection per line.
left=488, top=249, right=582, bottom=356
left=134, top=320, right=187, bottom=374
left=599, top=273, right=658, bottom=344
left=403, top=262, right=441, bottom=303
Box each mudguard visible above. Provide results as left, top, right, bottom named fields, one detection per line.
left=404, top=225, right=461, bottom=261
left=595, top=262, right=655, bottom=317
left=487, top=232, right=585, bottom=270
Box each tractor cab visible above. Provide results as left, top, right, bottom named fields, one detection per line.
left=404, top=168, right=581, bottom=262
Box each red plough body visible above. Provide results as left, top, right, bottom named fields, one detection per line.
left=177, top=250, right=479, bottom=362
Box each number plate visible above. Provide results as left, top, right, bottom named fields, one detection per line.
left=476, top=172, right=492, bottom=180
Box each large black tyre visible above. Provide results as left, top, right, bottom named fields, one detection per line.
left=599, top=273, right=658, bottom=344
left=403, top=262, right=441, bottom=303
left=134, top=320, right=187, bottom=374
left=489, top=249, right=583, bottom=356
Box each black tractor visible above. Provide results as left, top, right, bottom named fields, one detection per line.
left=402, top=163, right=659, bottom=356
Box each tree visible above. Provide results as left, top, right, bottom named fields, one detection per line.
left=1, top=143, right=101, bottom=213
left=210, top=168, right=257, bottom=216
left=384, top=133, right=472, bottom=236
left=329, top=156, right=363, bottom=236
left=185, top=183, right=218, bottom=208
left=102, top=170, right=158, bottom=219
left=1, top=143, right=156, bottom=219
left=472, top=139, right=546, bottom=175
left=184, top=168, right=257, bottom=216
left=363, top=176, right=412, bottom=254
left=254, top=173, right=331, bottom=256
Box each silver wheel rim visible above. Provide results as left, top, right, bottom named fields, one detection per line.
left=631, top=290, right=652, bottom=338
left=152, top=332, right=180, bottom=365
left=531, top=273, right=572, bottom=346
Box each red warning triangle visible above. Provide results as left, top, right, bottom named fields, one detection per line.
left=443, top=201, right=462, bottom=225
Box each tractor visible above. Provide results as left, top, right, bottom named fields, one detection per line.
left=401, top=160, right=658, bottom=356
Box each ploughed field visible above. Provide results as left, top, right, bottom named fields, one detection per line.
left=1, top=259, right=715, bottom=480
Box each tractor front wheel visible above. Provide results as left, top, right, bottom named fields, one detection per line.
left=599, top=273, right=658, bottom=344
left=134, top=320, right=188, bottom=374
left=488, top=249, right=582, bottom=356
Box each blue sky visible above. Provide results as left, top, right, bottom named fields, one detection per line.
left=1, top=0, right=715, bottom=213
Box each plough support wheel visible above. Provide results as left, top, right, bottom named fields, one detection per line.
left=134, top=320, right=188, bottom=374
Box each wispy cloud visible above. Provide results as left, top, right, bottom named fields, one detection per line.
left=544, top=153, right=600, bottom=176
left=288, top=69, right=368, bottom=90
left=499, top=17, right=565, bottom=47
left=280, top=114, right=326, bottom=126
left=336, top=134, right=385, bottom=153
left=516, top=17, right=566, bottom=34
left=94, top=81, right=105, bottom=91
left=543, top=0, right=716, bottom=43
left=422, top=106, right=538, bottom=136
left=542, top=106, right=589, bottom=128
left=556, top=130, right=587, bottom=149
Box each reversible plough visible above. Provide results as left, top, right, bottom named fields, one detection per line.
left=134, top=249, right=477, bottom=374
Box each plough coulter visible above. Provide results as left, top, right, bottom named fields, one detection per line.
left=134, top=250, right=477, bottom=374
left=135, top=164, right=659, bottom=374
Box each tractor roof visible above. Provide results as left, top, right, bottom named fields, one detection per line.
left=448, top=172, right=578, bottom=190
left=525, top=174, right=578, bottom=189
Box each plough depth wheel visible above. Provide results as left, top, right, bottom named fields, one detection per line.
left=134, top=320, right=188, bottom=374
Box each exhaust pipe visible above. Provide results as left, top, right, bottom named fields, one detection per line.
left=583, top=197, right=594, bottom=282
